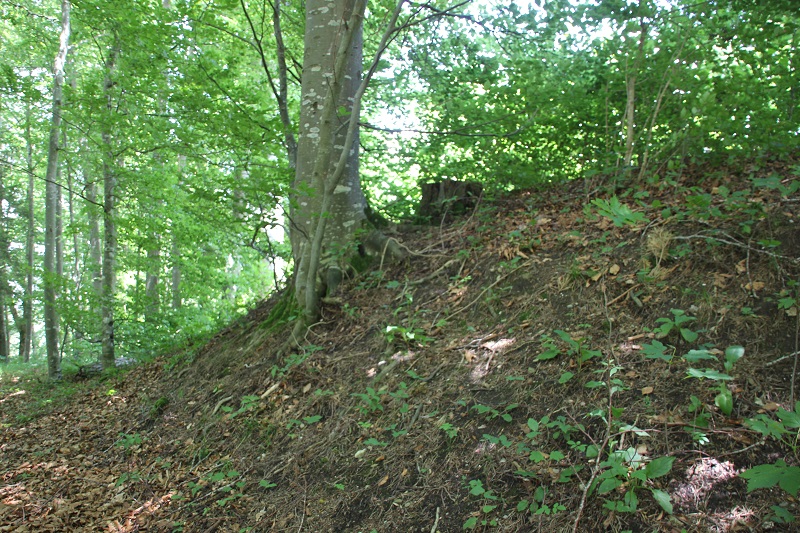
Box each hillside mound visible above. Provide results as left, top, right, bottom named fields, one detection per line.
left=2, top=157, right=800, bottom=532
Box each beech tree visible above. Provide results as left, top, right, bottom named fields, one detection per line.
left=290, top=0, right=406, bottom=334
left=43, top=0, right=70, bottom=380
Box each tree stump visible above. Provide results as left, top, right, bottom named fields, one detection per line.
left=417, top=180, right=482, bottom=223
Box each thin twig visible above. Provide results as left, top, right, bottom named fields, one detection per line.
left=765, top=350, right=800, bottom=367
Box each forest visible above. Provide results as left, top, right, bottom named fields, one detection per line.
left=1, top=0, right=799, bottom=531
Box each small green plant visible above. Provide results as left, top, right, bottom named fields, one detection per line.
left=471, top=402, right=518, bottom=422
left=440, top=422, right=459, bottom=439
left=115, top=432, right=144, bottom=450
left=482, top=433, right=513, bottom=447
left=745, top=401, right=800, bottom=448
left=516, top=486, right=565, bottom=516
left=352, top=387, right=384, bottom=414
left=591, top=196, right=649, bottom=227
left=591, top=448, right=675, bottom=514
left=221, top=395, right=260, bottom=419
left=654, top=309, right=699, bottom=342
left=384, top=324, right=431, bottom=347
left=462, top=479, right=500, bottom=530
left=683, top=346, right=744, bottom=416
left=535, top=330, right=601, bottom=368
left=115, top=471, right=142, bottom=487
left=740, top=460, right=799, bottom=524
left=640, top=340, right=675, bottom=362
left=286, top=414, right=322, bottom=431
left=686, top=395, right=710, bottom=445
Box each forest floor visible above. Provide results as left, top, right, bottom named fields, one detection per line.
left=2, top=157, right=800, bottom=533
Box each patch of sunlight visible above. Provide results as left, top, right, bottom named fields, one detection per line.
left=672, top=457, right=754, bottom=531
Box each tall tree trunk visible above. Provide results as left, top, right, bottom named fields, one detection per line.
left=43, top=0, right=71, bottom=380
left=0, top=167, right=9, bottom=363
left=171, top=236, right=181, bottom=310
left=623, top=18, right=647, bottom=170
left=145, top=247, right=160, bottom=320
left=86, top=178, right=103, bottom=333
left=21, top=102, right=36, bottom=362
left=100, top=41, right=119, bottom=370
left=292, top=0, right=367, bottom=323
left=291, top=0, right=405, bottom=334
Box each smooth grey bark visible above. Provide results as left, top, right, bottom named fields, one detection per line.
left=292, top=0, right=367, bottom=323
left=291, top=0, right=406, bottom=333
left=623, top=17, right=646, bottom=169
left=100, top=41, right=120, bottom=370
left=171, top=236, right=181, bottom=310
left=86, top=179, right=103, bottom=310
left=145, top=247, right=160, bottom=320
left=21, top=102, right=35, bottom=362
left=0, top=167, right=9, bottom=363
left=44, top=0, right=71, bottom=380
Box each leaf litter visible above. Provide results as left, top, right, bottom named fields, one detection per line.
left=2, top=157, right=800, bottom=532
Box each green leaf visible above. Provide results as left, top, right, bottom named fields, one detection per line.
left=680, top=328, right=698, bottom=342
left=482, top=504, right=497, bottom=513
left=598, top=477, right=623, bottom=494
left=777, top=407, right=800, bottom=429
left=683, top=349, right=717, bottom=362
left=558, top=371, right=574, bottom=384
left=645, top=456, right=675, bottom=478
left=650, top=489, right=673, bottom=514
left=642, top=340, right=672, bottom=361
left=715, top=387, right=733, bottom=416
left=740, top=460, right=800, bottom=496
left=725, top=345, right=745, bottom=362
left=463, top=516, right=478, bottom=529
left=529, top=450, right=546, bottom=463
left=687, top=368, right=733, bottom=381
left=536, top=347, right=560, bottom=361
left=770, top=505, right=796, bottom=524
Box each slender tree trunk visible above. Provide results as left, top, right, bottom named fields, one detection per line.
left=21, top=103, right=36, bottom=362
left=145, top=248, right=160, bottom=320
left=100, top=42, right=119, bottom=370
left=66, top=142, right=80, bottom=283
left=86, top=178, right=103, bottom=327
left=43, top=0, right=71, bottom=380
left=623, top=18, right=647, bottom=170
left=0, top=167, right=9, bottom=363
left=171, top=236, right=181, bottom=310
